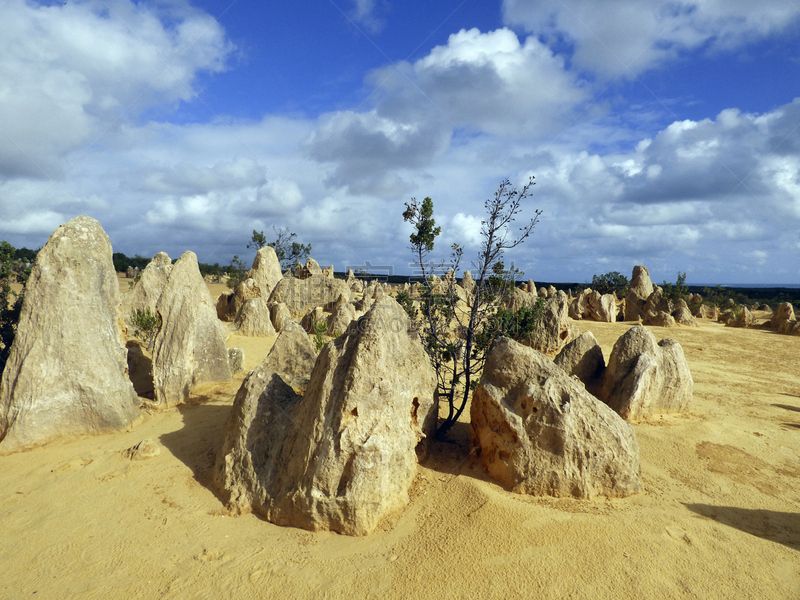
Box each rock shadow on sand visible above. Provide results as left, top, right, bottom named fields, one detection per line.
left=685, top=504, right=800, bottom=551
left=159, top=399, right=232, bottom=494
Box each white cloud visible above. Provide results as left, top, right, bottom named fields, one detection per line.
left=307, top=28, right=587, bottom=194
left=0, top=0, right=233, bottom=177
left=503, top=0, right=800, bottom=77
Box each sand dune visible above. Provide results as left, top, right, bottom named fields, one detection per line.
left=1, top=308, right=799, bottom=599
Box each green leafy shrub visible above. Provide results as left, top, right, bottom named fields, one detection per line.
left=130, top=308, right=161, bottom=351
left=591, top=271, right=629, bottom=296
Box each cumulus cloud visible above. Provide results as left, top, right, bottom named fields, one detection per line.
left=503, top=0, right=800, bottom=77
left=0, top=0, right=233, bottom=177
left=307, top=27, right=587, bottom=194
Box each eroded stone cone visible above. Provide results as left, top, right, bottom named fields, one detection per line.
left=120, top=251, right=172, bottom=329
left=0, top=216, right=140, bottom=453
left=470, top=337, right=642, bottom=499
left=600, top=325, right=693, bottom=421
left=152, top=251, right=232, bottom=407
left=248, top=246, right=283, bottom=300
left=554, top=331, right=606, bottom=397
left=524, top=291, right=578, bottom=355
left=624, top=265, right=654, bottom=321
left=214, top=297, right=437, bottom=536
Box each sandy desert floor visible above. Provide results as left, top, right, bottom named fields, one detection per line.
left=1, top=282, right=799, bottom=599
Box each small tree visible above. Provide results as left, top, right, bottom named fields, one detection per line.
left=226, top=255, right=247, bottom=290
left=404, top=178, right=541, bottom=436
left=130, top=308, right=162, bottom=351
left=591, top=271, right=629, bottom=296
left=247, top=230, right=267, bottom=251
left=662, top=272, right=688, bottom=303
left=268, top=226, right=312, bottom=270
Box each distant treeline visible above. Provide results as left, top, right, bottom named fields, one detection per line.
left=112, top=252, right=233, bottom=277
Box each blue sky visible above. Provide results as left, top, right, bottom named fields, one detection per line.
left=1, top=0, right=799, bottom=285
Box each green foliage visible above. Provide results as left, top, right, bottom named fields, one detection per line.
left=591, top=271, right=629, bottom=296
left=312, top=320, right=328, bottom=353
left=476, top=298, right=546, bottom=352
left=395, top=289, right=418, bottom=321
left=226, top=255, right=248, bottom=290
left=247, top=230, right=267, bottom=251
left=403, top=197, right=441, bottom=256
left=403, top=178, right=541, bottom=437
left=130, top=307, right=162, bottom=351
left=1, top=241, right=27, bottom=375
left=662, top=271, right=688, bottom=303
left=112, top=252, right=149, bottom=273
left=267, top=226, right=312, bottom=270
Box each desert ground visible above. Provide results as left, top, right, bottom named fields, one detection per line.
left=1, top=278, right=798, bottom=599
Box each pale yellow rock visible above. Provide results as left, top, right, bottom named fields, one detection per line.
left=152, top=251, right=232, bottom=408
left=0, top=216, right=140, bottom=453
left=471, top=337, right=642, bottom=499
left=600, top=325, right=693, bottom=422
left=214, top=297, right=437, bottom=536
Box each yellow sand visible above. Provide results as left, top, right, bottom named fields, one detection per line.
left=1, top=286, right=799, bottom=598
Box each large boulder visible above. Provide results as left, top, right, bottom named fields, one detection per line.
left=269, top=302, right=293, bottom=333
left=524, top=291, right=579, bottom=355
left=770, top=302, right=798, bottom=334
left=214, top=297, right=437, bottom=536
left=554, top=332, right=605, bottom=397
left=623, top=266, right=653, bottom=321
left=503, top=287, right=536, bottom=313
left=268, top=275, right=350, bottom=317
left=248, top=246, right=283, bottom=299
left=694, top=304, right=719, bottom=320
left=0, top=217, right=140, bottom=453
left=672, top=301, right=698, bottom=327
left=600, top=326, right=693, bottom=422
left=470, top=337, right=642, bottom=499
left=230, top=278, right=261, bottom=322
left=152, top=251, right=232, bottom=408
left=327, top=301, right=356, bottom=335
left=120, top=251, right=172, bottom=329
left=235, top=297, right=277, bottom=337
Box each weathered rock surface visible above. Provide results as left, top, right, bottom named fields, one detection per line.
left=470, top=337, right=642, bottom=499
left=120, top=252, right=172, bottom=328
left=600, top=326, right=693, bottom=421
left=214, top=297, right=437, bottom=536
left=672, top=301, right=697, bottom=327
left=248, top=246, right=283, bottom=299
left=228, top=348, right=245, bottom=374
left=694, top=304, right=719, bottom=320
left=122, top=439, right=160, bottom=461
left=270, top=302, right=293, bottom=333
left=624, top=266, right=654, bottom=321
left=770, top=302, right=798, bottom=334
left=725, top=306, right=752, bottom=328
left=269, top=275, right=350, bottom=317
left=570, top=289, right=616, bottom=323
left=235, top=297, right=277, bottom=337
left=230, top=278, right=261, bottom=322
left=554, top=332, right=605, bottom=397
left=524, top=291, right=579, bottom=355
left=127, top=340, right=154, bottom=399
left=216, top=291, right=235, bottom=322
left=461, top=271, right=475, bottom=295
left=0, top=216, right=140, bottom=453
left=152, top=251, right=232, bottom=408
left=327, top=301, right=356, bottom=335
